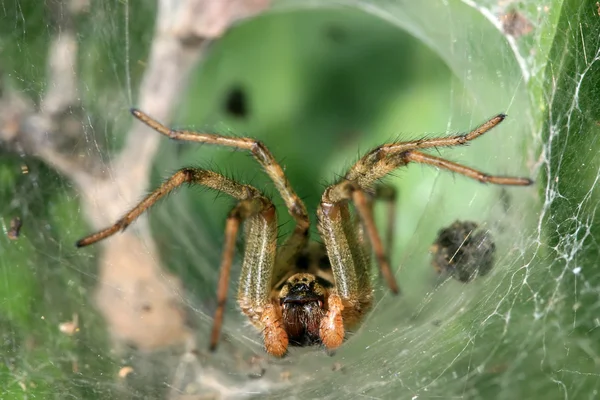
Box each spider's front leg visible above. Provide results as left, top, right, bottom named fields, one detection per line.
left=259, top=301, right=288, bottom=357
left=319, top=290, right=345, bottom=349
left=354, top=185, right=398, bottom=270
left=235, top=205, right=289, bottom=356
left=318, top=115, right=533, bottom=299
left=317, top=198, right=374, bottom=350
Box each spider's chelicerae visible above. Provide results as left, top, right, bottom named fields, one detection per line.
left=77, top=110, right=532, bottom=356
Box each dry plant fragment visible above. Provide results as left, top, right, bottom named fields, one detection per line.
left=331, top=362, right=344, bottom=372
left=280, top=370, right=291, bottom=381
left=430, top=221, right=496, bottom=283
left=118, top=366, right=134, bottom=379
left=59, top=314, right=79, bottom=335
left=7, top=217, right=23, bottom=240
left=500, top=10, right=533, bottom=38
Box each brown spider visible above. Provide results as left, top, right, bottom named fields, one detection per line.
left=76, top=110, right=532, bottom=356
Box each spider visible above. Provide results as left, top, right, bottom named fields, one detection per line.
left=76, top=110, right=532, bottom=357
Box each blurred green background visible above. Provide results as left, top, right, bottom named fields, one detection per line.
left=1, top=0, right=599, bottom=398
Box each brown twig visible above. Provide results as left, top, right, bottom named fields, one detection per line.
left=0, top=0, right=270, bottom=352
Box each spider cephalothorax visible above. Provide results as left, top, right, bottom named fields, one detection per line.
left=77, top=109, right=533, bottom=357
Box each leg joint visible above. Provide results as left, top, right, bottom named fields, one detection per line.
left=179, top=167, right=204, bottom=182
left=251, top=141, right=273, bottom=166
left=290, top=200, right=308, bottom=220
left=322, top=181, right=356, bottom=204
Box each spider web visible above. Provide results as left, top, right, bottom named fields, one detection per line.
left=1, top=0, right=598, bottom=398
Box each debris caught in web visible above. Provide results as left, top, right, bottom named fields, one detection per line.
left=430, top=221, right=496, bottom=283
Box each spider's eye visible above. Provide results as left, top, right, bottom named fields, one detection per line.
left=289, top=283, right=310, bottom=294
left=282, top=281, right=324, bottom=305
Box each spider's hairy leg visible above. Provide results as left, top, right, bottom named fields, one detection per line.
left=260, top=302, right=288, bottom=357
left=74, top=168, right=281, bottom=353
left=130, top=108, right=310, bottom=261
left=375, top=185, right=398, bottom=258
left=211, top=215, right=240, bottom=351
left=403, top=151, right=533, bottom=185
left=319, top=293, right=345, bottom=350
left=235, top=203, right=288, bottom=356
left=318, top=201, right=366, bottom=300
left=211, top=197, right=276, bottom=353
left=317, top=200, right=374, bottom=349
left=76, top=168, right=261, bottom=247
left=355, top=185, right=398, bottom=278
left=320, top=115, right=533, bottom=297
left=353, top=189, right=399, bottom=293
left=344, top=114, right=533, bottom=187
left=320, top=183, right=399, bottom=295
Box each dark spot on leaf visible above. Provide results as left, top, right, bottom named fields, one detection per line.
left=324, top=24, right=348, bottom=44
left=224, top=85, right=249, bottom=118
left=500, top=10, right=533, bottom=38
left=7, top=217, right=22, bottom=240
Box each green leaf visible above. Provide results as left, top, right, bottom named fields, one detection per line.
left=5, top=0, right=598, bottom=398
